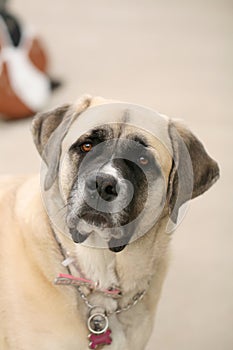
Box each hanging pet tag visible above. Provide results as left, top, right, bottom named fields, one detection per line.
left=87, top=312, right=112, bottom=349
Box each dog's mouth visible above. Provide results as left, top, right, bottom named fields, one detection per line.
left=68, top=210, right=128, bottom=253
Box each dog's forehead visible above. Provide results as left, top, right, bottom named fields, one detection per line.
left=63, top=103, right=172, bottom=154
left=61, top=103, right=173, bottom=180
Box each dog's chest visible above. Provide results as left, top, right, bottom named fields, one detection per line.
left=65, top=246, right=130, bottom=349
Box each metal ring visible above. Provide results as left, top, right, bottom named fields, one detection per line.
left=87, top=313, right=109, bottom=334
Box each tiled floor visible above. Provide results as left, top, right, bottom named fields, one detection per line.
left=0, top=1, right=232, bottom=349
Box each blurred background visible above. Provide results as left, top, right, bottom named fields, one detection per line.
left=0, top=0, right=232, bottom=349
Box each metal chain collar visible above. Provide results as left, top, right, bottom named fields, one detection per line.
left=77, top=282, right=147, bottom=316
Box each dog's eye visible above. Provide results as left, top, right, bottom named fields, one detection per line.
left=138, top=156, right=149, bottom=166
left=80, top=142, right=93, bottom=153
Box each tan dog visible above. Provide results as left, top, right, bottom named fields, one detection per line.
left=0, top=95, right=219, bottom=350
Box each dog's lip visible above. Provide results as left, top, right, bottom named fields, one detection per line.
left=109, top=245, right=127, bottom=253
left=69, top=228, right=89, bottom=243
left=108, top=236, right=130, bottom=253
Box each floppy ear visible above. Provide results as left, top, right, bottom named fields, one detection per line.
left=31, top=95, right=92, bottom=190
left=167, top=120, right=220, bottom=223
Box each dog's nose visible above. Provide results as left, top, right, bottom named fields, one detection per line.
left=86, top=173, right=118, bottom=202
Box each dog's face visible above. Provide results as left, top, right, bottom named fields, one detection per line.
left=61, top=122, right=172, bottom=252
left=32, top=96, right=219, bottom=252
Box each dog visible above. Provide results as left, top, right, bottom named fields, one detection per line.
left=0, top=95, right=219, bottom=350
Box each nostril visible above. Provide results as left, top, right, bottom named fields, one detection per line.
left=105, top=185, right=117, bottom=196
left=102, top=179, right=118, bottom=201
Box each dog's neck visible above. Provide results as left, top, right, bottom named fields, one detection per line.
left=53, top=216, right=170, bottom=297
left=73, top=245, right=120, bottom=290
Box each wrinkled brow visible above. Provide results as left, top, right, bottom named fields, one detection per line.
left=126, top=133, right=149, bottom=148
left=85, top=126, right=114, bottom=140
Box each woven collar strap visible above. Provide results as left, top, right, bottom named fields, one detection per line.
left=54, top=273, right=122, bottom=299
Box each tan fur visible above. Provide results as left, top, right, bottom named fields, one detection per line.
left=0, top=175, right=171, bottom=350
left=0, top=96, right=219, bottom=349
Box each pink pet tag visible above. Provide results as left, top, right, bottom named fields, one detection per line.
left=87, top=312, right=112, bottom=349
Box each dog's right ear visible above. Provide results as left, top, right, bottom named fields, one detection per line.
left=32, top=104, right=71, bottom=157
left=31, top=95, right=92, bottom=190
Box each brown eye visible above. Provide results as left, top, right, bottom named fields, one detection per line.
left=139, top=156, right=149, bottom=166
left=80, top=142, right=93, bottom=153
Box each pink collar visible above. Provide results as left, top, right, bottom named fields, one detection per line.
left=55, top=273, right=122, bottom=298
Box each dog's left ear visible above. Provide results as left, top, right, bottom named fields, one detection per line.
left=167, top=120, right=220, bottom=223
left=31, top=95, right=92, bottom=190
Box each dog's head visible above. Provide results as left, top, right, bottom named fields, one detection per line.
left=32, top=95, right=219, bottom=252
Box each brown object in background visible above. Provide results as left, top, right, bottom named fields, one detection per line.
left=28, top=37, right=48, bottom=74
left=0, top=6, right=61, bottom=121
left=0, top=61, right=33, bottom=120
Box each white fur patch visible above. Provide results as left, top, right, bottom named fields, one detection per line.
left=1, top=47, right=50, bottom=111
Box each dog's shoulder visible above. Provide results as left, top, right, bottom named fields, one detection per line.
left=0, top=175, right=44, bottom=234
left=0, top=175, right=28, bottom=199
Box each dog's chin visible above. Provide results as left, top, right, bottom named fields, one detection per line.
left=69, top=227, right=127, bottom=253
